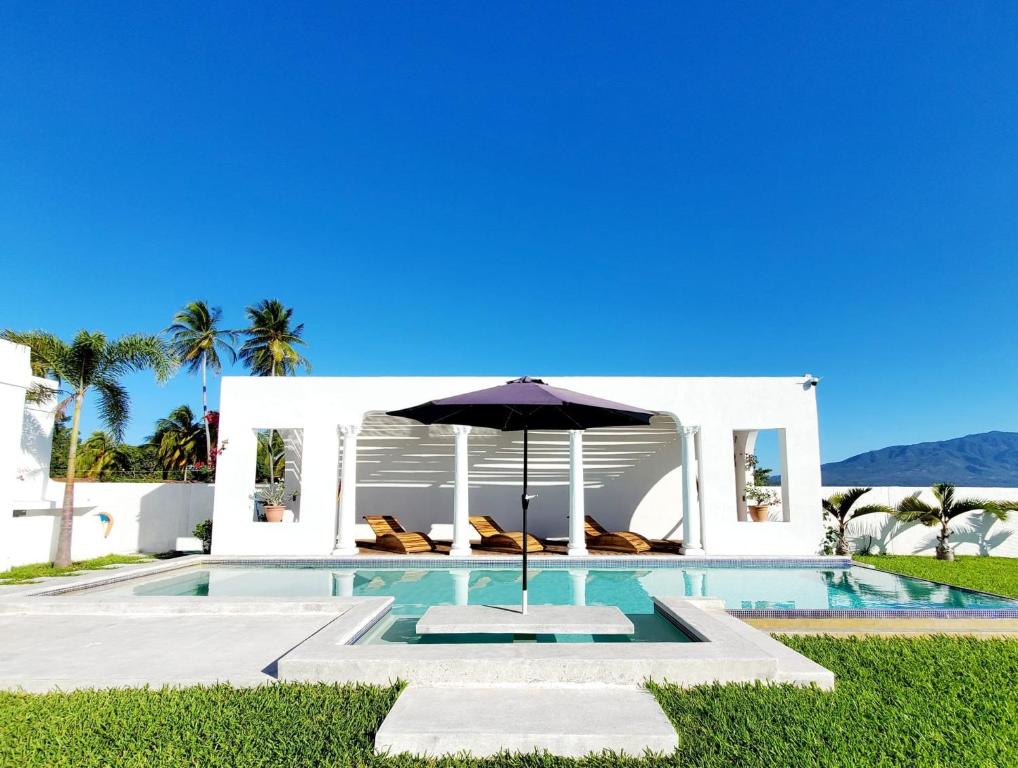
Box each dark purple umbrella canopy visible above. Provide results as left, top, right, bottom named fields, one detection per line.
left=387, top=376, right=655, bottom=431
left=387, top=377, right=656, bottom=614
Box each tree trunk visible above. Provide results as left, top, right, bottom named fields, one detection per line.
left=268, top=364, right=276, bottom=485
left=55, top=391, right=83, bottom=568
left=201, top=351, right=212, bottom=465
left=835, top=536, right=849, bottom=556
left=936, top=520, right=953, bottom=561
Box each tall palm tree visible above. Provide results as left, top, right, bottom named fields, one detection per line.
left=239, top=299, right=310, bottom=483
left=1, top=330, right=173, bottom=566
left=238, top=299, right=311, bottom=377
left=165, top=301, right=236, bottom=465
left=894, top=483, right=1018, bottom=561
left=78, top=431, right=132, bottom=480
left=148, top=404, right=205, bottom=479
left=256, top=429, right=286, bottom=483
left=822, top=487, right=894, bottom=555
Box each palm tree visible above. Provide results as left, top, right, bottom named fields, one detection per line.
left=256, top=429, right=286, bottom=483
left=1, top=330, right=173, bottom=566
left=822, top=487, right=894, bottom=555
left=165, top=302, right=236, bottom=465
left=78, top=431, right=132, bottom=480
left=238, top=299, right=310, bottom=377
left=148, top=404, right=205, bottom=479
left=239, top=299, right=309, bottom=483
left=894, top=483, right=1018, bottom=561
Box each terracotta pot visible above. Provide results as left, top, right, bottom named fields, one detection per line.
left=748, top=505, right=770, bottom=522
left=263, top=505, right=286, bottom=523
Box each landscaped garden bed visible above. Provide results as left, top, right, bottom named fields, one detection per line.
left=2, top=636, right=1015, bottom=766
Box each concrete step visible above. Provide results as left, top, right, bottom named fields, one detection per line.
left=374, top=683, right=679, bottom=758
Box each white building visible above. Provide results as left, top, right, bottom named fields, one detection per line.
left=211, top=375, right=825, bottom=557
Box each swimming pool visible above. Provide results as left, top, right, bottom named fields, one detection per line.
left=93, top=563, right=1017, bottom=644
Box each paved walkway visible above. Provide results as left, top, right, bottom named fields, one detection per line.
left=0, top=613, right=338, bottom=692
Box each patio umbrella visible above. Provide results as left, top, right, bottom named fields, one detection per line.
left=387, top=377, right=655, bottom=613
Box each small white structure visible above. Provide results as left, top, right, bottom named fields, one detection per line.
left=0, top=340, right=60, bottom=570
left=211, top=376, right=824, bottom=556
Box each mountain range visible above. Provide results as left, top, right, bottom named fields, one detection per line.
left=821, top=431, right=1018, bottom=487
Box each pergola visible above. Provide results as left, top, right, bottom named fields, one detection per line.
left=330, top=412, right=704, bottom=556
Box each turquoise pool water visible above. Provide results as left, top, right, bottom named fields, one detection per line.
left=102, top=564, right=1016, bottom=644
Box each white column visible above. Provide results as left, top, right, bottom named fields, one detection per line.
left=332, top=569, right=355, bottom=597
left=450, top=425, right=472, bottom=556
left=450, top=568, right=471, bottom=605
left=569, top=569, right=588, bottom=606
left=332, top=424, right=361, bottom=556
left=568, top=429, right=588, bottom=556
left=679, top=425, right=705, bottom=556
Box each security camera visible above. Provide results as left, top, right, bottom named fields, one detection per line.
left=804, top=374, right=820, bottom=388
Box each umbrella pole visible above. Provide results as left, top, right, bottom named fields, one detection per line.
left=521, top=426, right=529, bottom=614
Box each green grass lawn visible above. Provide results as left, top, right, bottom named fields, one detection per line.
left=1, top=636, right=1015, bottom=767
left=855, top=554, right=1018, bottom=598
left=0, top=554, right=151, bottom=585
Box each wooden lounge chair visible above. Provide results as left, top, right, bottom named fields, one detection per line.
left=469, top=515, right=545, bottom=554
left=584, top=515, right=682, bottom=554
left=363, top=515, right=436, bottom=554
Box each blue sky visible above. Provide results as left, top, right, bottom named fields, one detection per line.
left=2, top=2, right=1016, bottom=464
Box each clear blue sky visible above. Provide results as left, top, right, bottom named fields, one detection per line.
left=2, top=2, right=1016, bottom=464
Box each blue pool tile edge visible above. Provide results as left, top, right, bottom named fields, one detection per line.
left=729, top=608, right=1018, bottom=618
left=205, top=556, right=854, bottom=569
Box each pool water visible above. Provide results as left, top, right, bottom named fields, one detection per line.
left=100, top=564, right=1016, bottom=644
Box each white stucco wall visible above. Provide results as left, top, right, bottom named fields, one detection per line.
left=210, top=376, right=826, bottom=557
left=0, top=340, right=33, bottom=570
left=8, top=483, right=214, bottom=567
left=827, top=486, right=1018, bottom=557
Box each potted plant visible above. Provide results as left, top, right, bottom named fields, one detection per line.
left=256, top=481, right=296, bottom=523
left=744, top=484, right=779, bottom=522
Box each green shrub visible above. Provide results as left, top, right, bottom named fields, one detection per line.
left=193, top=519, right=213, bottom=554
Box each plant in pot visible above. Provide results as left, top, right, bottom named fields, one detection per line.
left=744, top=484, right=779, bottom=522
left=256, top=481, right=296, bottom=523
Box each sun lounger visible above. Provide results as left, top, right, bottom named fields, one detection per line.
left=363, top=514, right=436, bottom=554
left=469, top=515, right=545, bottom=553
left=584, top=515, right=682, bottom=554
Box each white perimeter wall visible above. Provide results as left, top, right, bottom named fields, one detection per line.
left=5, top=483, right=1016, bottom=566
left=7, top=483, right=214, bottom=568
left=827, top=486, right=1018, bottom=557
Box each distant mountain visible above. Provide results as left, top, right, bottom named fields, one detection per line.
left=821, top=431, right=1018, bottom=487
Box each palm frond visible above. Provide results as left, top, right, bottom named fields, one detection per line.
left=106, top=334, right=176, bottom=383
left=947, top=498, right=997, bottom=518
left=94, top=377, right=130, bottom=442
left=850, top=503, right=894, bottom=518
left=894, top=492, right=937, bottom=524
left=932, top=483, right=955, bottom=511
left=166, top=301, right=237, bottom=373
left=2, top=330, right=71, bottom=381
left=239, top=299, right=310, bottom=376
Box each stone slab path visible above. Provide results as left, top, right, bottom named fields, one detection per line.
left=374, top=683, right=678, bottom=758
